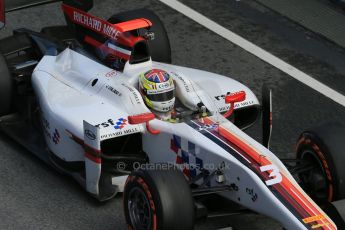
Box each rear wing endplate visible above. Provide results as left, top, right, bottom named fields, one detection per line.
left=262, top=84, right=272, bottom=149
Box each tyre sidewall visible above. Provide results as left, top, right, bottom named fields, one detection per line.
left=124, top=169, right=194, bottom=230
left=297, top=131, right=343, bottom=201
left=124, top=173, right=160, bottom=230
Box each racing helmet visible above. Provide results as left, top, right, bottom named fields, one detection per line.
left=139, top=69, right=175, bottom=112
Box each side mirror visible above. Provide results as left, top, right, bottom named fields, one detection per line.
left=223, top=91, right=246, bottom=118
left=225, top=91, right=246, bottom=104
left=128, top=113, right=160, bottom=135
left=0, top=0, right=5, bottom=30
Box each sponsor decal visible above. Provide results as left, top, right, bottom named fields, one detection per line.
left=85, top=129, right=96, bottom=140
left=114, top=118, right=127, bottom=129
left=95, top=118, right=127, bottom=130
left=302, top=215, right=325, bottom=224
left=69, top=8, right=120, bottom=40
left=172, top=72, right=190, bottom=93
left=103, top=24, right=121, bottom=40
left=219, top=101, right=255, bottom=112
left=121, top=83, right=141, bottom=105
left=105, top=70, right=118, bottom=78
left=215, top=92, right=231, bottom=101
left=246, top=188, right=258, bottom=202
left=234, top=100, right=255, bottom=108
left=73, top=11, right=102, bottom=31
left=52, top=129, right=60, bottom=145
left=157, top=82, right=171, bottom=90
left=106, top=85, right=122, bottom=96
left=219, top=105, right=231, bottom=112
left=132, top=91, right=141, bottom=105
left=95, top=119, right=115, bottom=128
left=101, top=127, right=140, bottom=139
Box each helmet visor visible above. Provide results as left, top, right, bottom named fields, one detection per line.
left=146, top=90, right=175, bottom=102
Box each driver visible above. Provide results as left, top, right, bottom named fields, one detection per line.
left=139, top=69, right=176, bottom=120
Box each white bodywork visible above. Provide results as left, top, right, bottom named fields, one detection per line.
left=32, top=49, right=336, bottom=230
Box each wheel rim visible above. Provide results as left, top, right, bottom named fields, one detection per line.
left=299, top=150, right=329, bottom=202
left=127, top=187, right=152, bottom=230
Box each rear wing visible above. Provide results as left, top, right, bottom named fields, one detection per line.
left=62, top=3, right=153, bottom=68
left=62, top=4, right=152, bottom=35
left=1, top=0, right=153, bottom=67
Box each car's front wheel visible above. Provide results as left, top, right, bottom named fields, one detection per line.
left=123, top=168, right=195, bottom=230
left=296, top=122, right=345, bottom=203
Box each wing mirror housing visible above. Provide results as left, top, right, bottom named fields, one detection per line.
left=128, top=113, right=160, bottom=135
left=223, top=91, right=246, bottom=118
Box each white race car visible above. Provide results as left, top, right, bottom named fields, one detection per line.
left=0, top=1, right=344, bottom=230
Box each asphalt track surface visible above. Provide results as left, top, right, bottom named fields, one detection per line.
left=1, top=0, right=345, bottom=229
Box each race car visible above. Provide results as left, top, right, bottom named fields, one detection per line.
left=0, top=1, right=345, bottom=229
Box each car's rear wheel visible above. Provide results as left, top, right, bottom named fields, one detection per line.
left=108, top=8, right=172, bottom=64
left=296, top=122, right=345, bottom=203
left=124, top=168, right=195, bottom=230
left=0, top=52, right=13, bottom=116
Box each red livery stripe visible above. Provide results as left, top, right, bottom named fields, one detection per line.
left=85, top=152, right=102, bottom=164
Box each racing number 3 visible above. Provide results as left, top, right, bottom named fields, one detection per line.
left=260, top=164, right=283, bottom=186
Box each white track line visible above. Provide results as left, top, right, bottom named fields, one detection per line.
left=158, top=0, right=345, bottom=107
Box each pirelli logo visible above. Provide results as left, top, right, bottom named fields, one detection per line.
left=302, top=214, right=325, bottom=224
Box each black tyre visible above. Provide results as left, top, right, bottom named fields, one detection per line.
left=108, top=9, right=172, bottom=64
left=124, top=168, right=195, bottom=230
left=296, top=122, right=345, bottom=203
left=0, top=52, right=12, bottom=116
